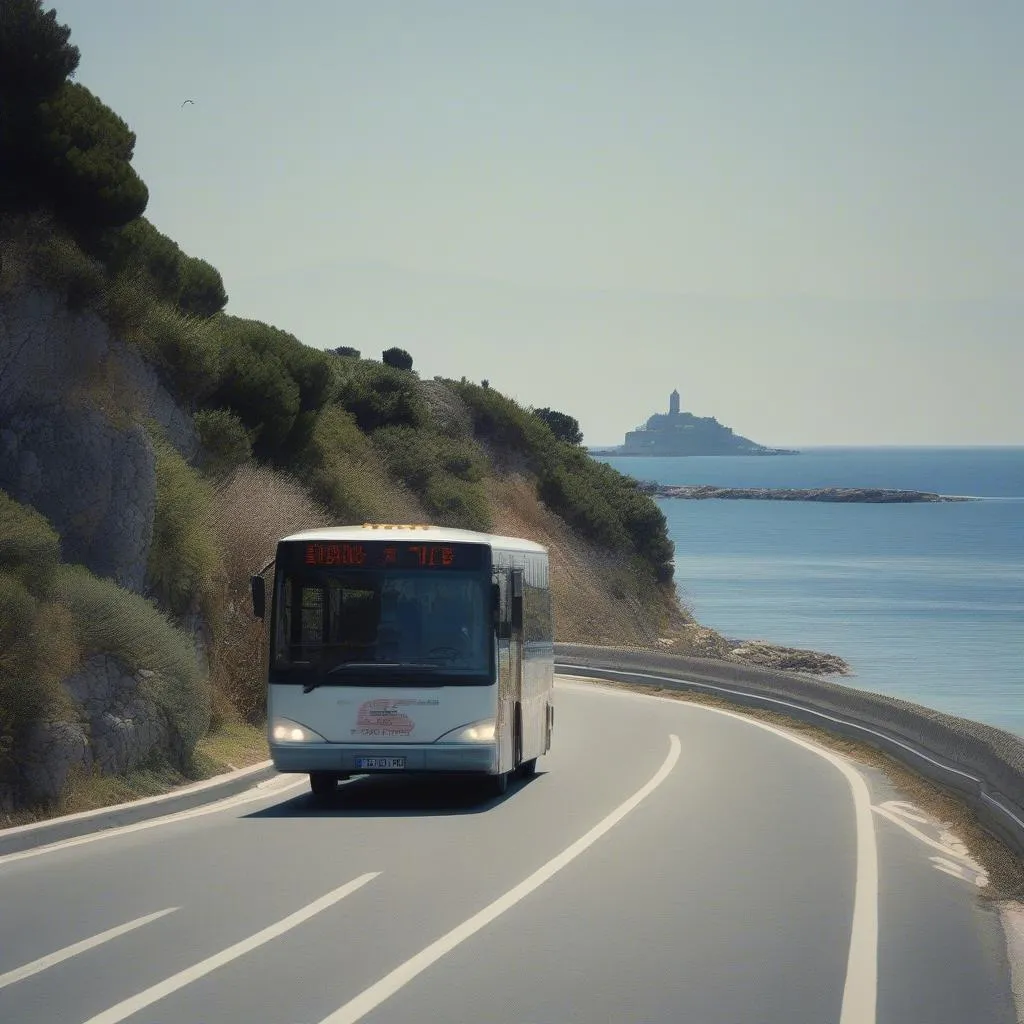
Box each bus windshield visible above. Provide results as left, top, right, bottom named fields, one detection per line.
left=271, top=569, right=493, bottom=686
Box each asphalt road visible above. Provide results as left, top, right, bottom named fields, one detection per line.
left=0, top=678, right=1016, bottom=1024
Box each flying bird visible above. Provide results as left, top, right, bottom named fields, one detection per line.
left=181, top=99, right=195, bottom=107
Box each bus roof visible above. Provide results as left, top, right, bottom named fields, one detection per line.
left=278, top=524, right=547, bottom=554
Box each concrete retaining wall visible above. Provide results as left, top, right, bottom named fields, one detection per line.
left=555, top=643, right=1024, bottom=859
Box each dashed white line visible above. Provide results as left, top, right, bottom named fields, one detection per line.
left=316, top=734, right=681, bottom=1024
left=80, top=873, right=378, bottom=1024
left=0, top=908, right=178, bottom=990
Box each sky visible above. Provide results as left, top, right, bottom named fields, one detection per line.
left=50, top=1, right=1023, bottom=446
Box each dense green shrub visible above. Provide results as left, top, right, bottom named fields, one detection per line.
left=142, top=303, right=223, bottom=403
left=534, top=407, right=584, bottom=445
left=335, top=361, right=427, bottom=433
left=178, top=255, right=228, bottom=316
left=382, top=346, right=413, bottom=371
left=371, top=426, right=490, bottom=531
left=194, top=408, right=252, bottom=475
left=102, top=271, right=153, bottom=336
left=447, top=380, right=555, bottom=466
left=28, top=233, right=105, bottom=310
left=0, top=493, right=79, bottom=785
left=0, top=1, right=80, bottom=106
left=146, top=440, right=221, bottom=618
left=100, top=218, right=180, bottom=300
left=423, top=474, right=491, bottom=532
left=54, top=563, right=210, bottom=757
left=99, top=219, right=227, bottom=317
left=23, top=82, right=148, bottom=232
left=206, top=316, right=335, bottom=461
left=0, top=488, right=63, bottom=592
left=538, top=449, right=675, bottom=583
left=298, top=405, right=409, bottom=523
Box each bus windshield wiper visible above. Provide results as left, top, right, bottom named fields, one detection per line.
left=326, top=661, right=440, bottom=676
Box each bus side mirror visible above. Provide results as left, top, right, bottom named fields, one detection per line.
left=251, top=574, right=265, bottom=620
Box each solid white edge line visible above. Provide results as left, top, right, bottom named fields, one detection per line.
left=0, top=908, right=178, bottom=990
left=317, top=734, right=682, bottom=1024
left=0, top=762, right=275, bottom=839
left=559, top=675, right=878, bottom=1024
left=81, top=873, right=378, bottom=1024
left=0, top=778, right=309, bottom=868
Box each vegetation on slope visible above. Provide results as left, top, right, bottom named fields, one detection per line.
left=0, top=1, right=687, bottom=817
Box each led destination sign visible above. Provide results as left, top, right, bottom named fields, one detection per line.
left=280, top=541, right=488, bottom=571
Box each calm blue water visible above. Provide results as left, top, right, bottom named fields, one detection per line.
left=594, top=448, right=1024, bottom=736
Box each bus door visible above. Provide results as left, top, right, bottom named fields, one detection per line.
left=496, top=567, right=525, bottom=766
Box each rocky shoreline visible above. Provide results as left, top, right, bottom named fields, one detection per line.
left=638, top=483, right=970, bottom=503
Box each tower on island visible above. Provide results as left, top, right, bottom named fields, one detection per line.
left=669, top=389, right=680, bottom=416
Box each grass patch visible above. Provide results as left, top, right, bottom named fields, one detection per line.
left=193, top=721, right=268, bottom=772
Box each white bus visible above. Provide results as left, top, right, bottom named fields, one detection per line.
left=251, top=524, right=554, bottom=800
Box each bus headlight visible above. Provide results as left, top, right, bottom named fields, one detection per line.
left=438, top=719, right=496, bottom=743
left=271, top=719, right=326, bottom=743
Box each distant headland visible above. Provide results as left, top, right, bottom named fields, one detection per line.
left=636, top=484, right=971, bottom=503
left=589, top=389, right=797, bottom=457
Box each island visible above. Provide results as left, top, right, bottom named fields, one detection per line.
left=590, top=389, right=797, bottom=456
left=635, top=484, right=971, bottom=503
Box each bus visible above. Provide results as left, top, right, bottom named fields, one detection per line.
left=250, top=524, right=554, bottom=800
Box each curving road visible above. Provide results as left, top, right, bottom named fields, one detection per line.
left=0, top=677, right=1016, bottom=1024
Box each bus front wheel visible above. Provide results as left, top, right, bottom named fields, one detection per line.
left=310, top=772, right=337, bottom=800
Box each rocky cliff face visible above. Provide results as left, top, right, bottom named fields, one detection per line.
left=0, top=283, right=209, bottom=807
left=16, top=655, right=175, bottom=805
left=0, top=285, right=198, bottom=593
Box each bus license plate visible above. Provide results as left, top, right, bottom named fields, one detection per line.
left=355, top=757, right=406, bottom=770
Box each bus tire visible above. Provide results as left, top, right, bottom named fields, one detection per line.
left=489, top=770, right=509, bottom=796
left=309, top=772, right=337, bottom=800
left=520, top=757, right=538, bottom=777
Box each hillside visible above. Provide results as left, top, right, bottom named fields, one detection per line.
left=0, top=1, right=845, bottom=822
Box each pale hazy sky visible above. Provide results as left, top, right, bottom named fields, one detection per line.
left=52, top=1, right=1023, bottom=446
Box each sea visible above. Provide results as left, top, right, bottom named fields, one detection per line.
left=592, top=448, right=1024, bottom=737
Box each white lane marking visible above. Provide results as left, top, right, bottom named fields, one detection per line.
left=81, top=873, right=378, bottom=1024
left=879, top=800, right=930, bottom=824
left=557, top=676, right=878, bottom=1024
left=928, top=855, right=987, bottom=886
left=872, top=803, right=987, bottom=879
left=0, top=777, right=309, bottom=868
left=317, top=735, right=682, bottom=1024
left=0, top=908, right=177, bottom=990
